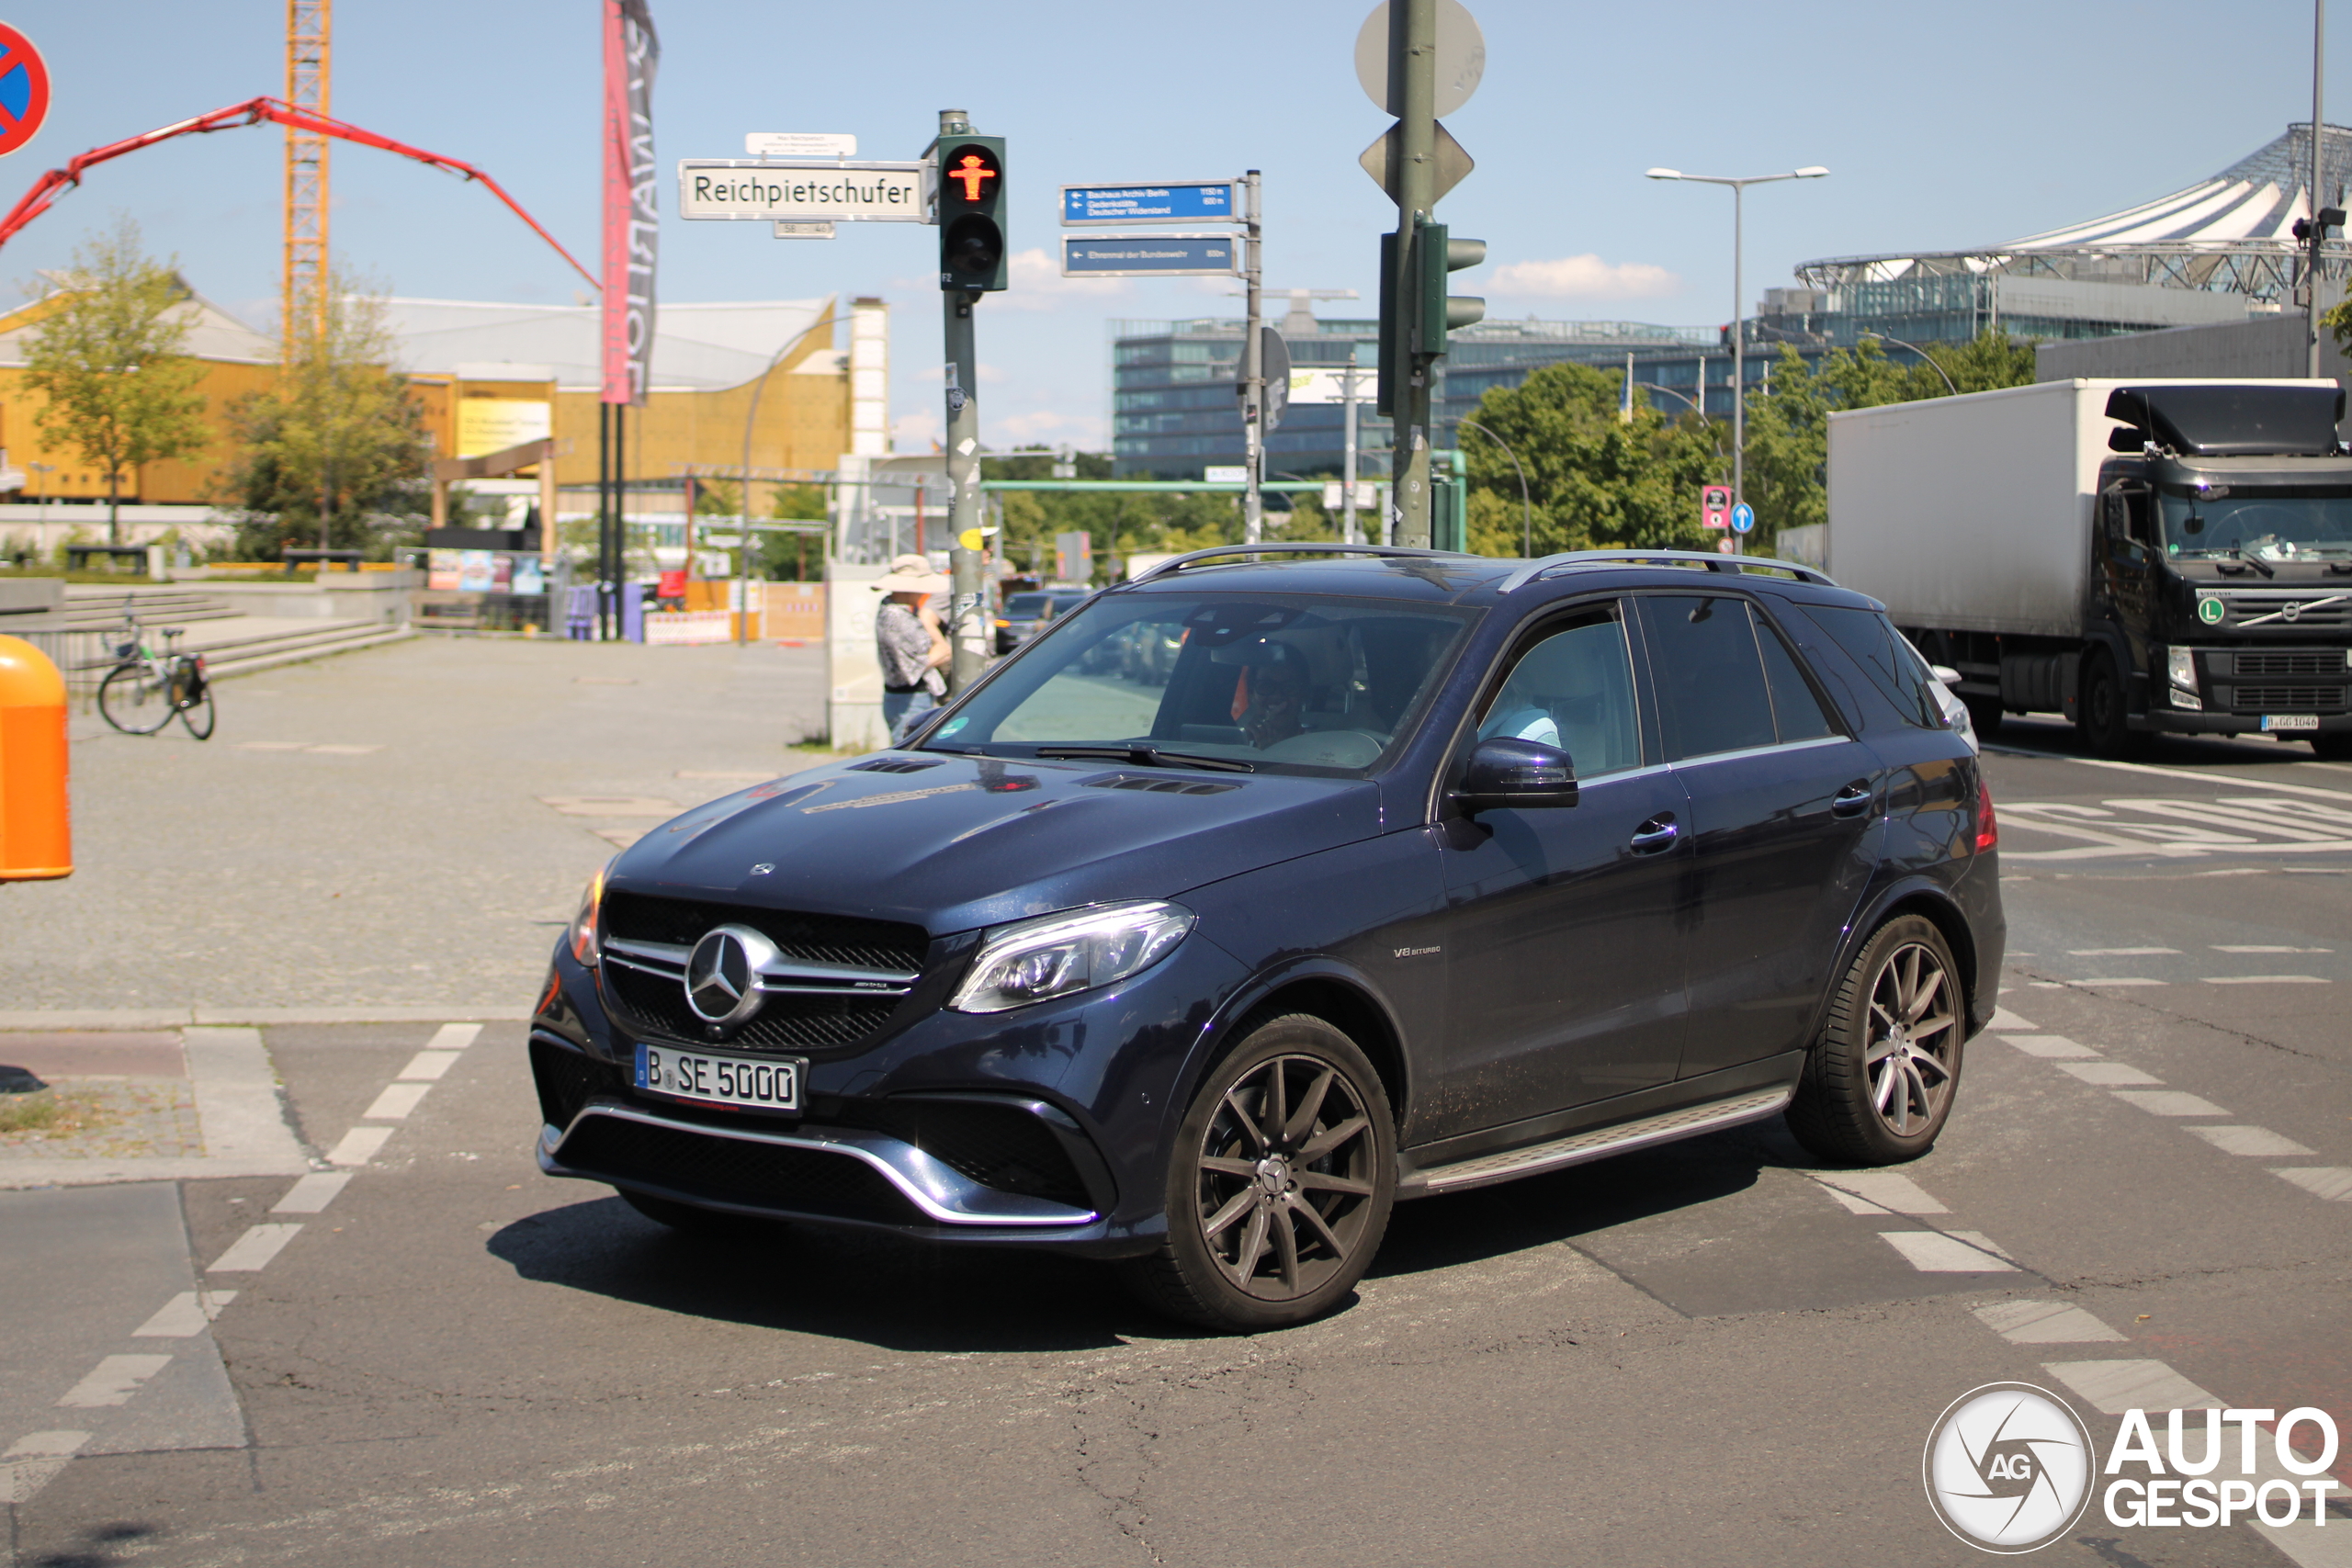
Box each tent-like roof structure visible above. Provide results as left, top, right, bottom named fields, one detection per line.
left=1797, top=123, right=2352, bottom=299
left=378, top=295, right=841, bottom=391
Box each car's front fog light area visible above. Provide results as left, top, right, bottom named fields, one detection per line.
left=950, top=901, right=1194, bottom=1013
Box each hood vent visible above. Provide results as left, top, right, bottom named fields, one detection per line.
left=849, top=756, right=944, bottom=774
left=1083, top=772, right=1241, bottom=796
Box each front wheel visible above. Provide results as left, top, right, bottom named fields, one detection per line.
left=2076, top=649, right=2141, bottom=757
left=1786, top=915, right=1966, bottom=1166
left=97, top=663, right=173, bottom=735
left=1124, top=1014, right=1396, bottom=1331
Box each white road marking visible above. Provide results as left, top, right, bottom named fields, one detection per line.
left=2, top=1430, right=90, bottom=1506
left=2023, top=751, right=2352, bottom=805
left=2043, top=1358, right=2216, bottom=1414
left=305, top=744, right=382, bottom=755
left=1988, top=1008, right=2037, bottom=1031
left=208, top=1223, right=302, bottom=1272
left=2204, top=974, right=2331, bottom=985
left=326, top=1126, right=393, bottom=1166
left=234, top=741, right=311, bottom=751
left=2075, top=976, right=2168, bottom=987
left=272, top=1172, right=351, bottom=1213
left=426, top=1022, right=484, bottom=1051
left=2000, top=1034, right=2102, bottom=1058
left=56, top=1355, right=173, bottom=1408
left=2054, top=1061, right=2165, bottom=1086
left=397, top=1050, right=460, bottom=1081
left=132, top=1290, right=237, bottom=1337
left=1946, top=1229, right=2019, bottom=1262
left=2111, top=1089, right=2232, bottom=1117
left=2271, top=1168, right=2352, bottom=1201
left=2188, top=1126, right=2317, bottom=1156
left=2214, top=944, right=2334, bottom=953
left=363, top=1083, right=431, bottom=1120
left=1878, top=1232, right=2018, bottom=1272
left=1973, top=1301, right=2125, bottom=1343
left=1808, top=1171, right=1948, bottom=1214
left=2068, top=946, right=2181, bottom=955
left=537, top=795, right=682, bottom=818
left=1815, top=1186, right=1892, bottom=1216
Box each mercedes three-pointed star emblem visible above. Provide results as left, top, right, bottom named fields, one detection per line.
left=684, top=923, right=775, bottom=1029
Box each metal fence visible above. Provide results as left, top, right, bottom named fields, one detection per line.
left=10, top=626, right=118, bottom=707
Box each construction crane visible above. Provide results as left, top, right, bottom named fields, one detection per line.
left=284, top=0, right=330, bottom=342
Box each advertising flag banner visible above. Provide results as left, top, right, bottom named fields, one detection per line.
left=601, top=0, right=660, bottom=406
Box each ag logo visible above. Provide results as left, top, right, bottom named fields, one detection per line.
left=1923, top=1382, right=2094, bottom=1553
left=2196, top=595, right=2224, bottom=626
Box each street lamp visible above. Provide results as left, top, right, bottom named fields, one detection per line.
left=1645, top=164, right=1828, bottom=547
left=1861, top=330, right=1959, bottom=397
left=1455, top=418, right=1533, bottom=559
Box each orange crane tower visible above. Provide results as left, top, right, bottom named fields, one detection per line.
left=283, top=0, right=329, bottom=342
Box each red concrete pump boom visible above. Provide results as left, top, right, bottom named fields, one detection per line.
left=0, top=96, right=596, bottom=289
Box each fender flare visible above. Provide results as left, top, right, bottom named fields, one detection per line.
left=1805, top=873, right=1984, bottom=1046
left=1159, top=953, right=1418, bottom=1148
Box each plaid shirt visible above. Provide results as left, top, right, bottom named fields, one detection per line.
left=876, top=601, right=944, bottom=695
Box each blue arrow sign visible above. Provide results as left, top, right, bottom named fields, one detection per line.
left=1061, top=182, right=1237, bottom=225
left=1730, top=502, right=1756, bottom=535
left=1061, top=234, right=1238, bottom=277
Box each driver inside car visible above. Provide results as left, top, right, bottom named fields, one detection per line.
left=1233, top=642, right=1312, bottom=750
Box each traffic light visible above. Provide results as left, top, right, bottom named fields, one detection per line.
left=936, top=136, right=1007, bottom=291
left=1418, top=218, right=1486, bottom=356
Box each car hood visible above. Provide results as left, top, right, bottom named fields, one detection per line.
left=607, top=754, right=1384, bottom=935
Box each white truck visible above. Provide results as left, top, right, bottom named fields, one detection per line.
left=1825, top=378, right=2352, bottom=758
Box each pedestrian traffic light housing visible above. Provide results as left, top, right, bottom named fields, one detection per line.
left=1377, top=220, right=1487, bottom=416
left=937, top=136, right=1007, bottom=292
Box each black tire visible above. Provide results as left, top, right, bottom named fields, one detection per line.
left=1961, top=694, right=2004, bottom=737
left=1786, top=915, right=1965, bottom=1166
left=97, top=663, right=173, bottom=735
left=2076, top=649, right=2141, bottom=757
left=2312, top=733, right=2352, bottom=761
left=176, top=672, right=216, bottom=740
left=617, top=1188, right=769, bottom=1236
left=1124, top=1013, right=1396, bottom=1331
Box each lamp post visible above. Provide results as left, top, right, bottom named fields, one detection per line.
left=1456, top=418, right=1533, bottom=559
left=1645, top=164, right=1828, bottom=539
left=1861, top=330, right=1959, bottom=396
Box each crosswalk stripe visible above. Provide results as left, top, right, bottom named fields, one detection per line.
left=2188, top=1126, right=2316, bottom=1156
left=1880, top=1231, right=2018, bottom=1272
left=1974, top=1301, right=2125, bottom=1343
left=2271, top=1168, right=2352, bottom=1201
left=208, top=1223, right=302, bottom=1272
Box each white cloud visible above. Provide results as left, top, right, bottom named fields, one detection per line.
left=995, top=409, right=1102, bottom=446
left=989, top=247, right=1132, bottom=311
left=1487, top=254, right=1681, bottom=301
left=892, top=410, right=941, bottom=451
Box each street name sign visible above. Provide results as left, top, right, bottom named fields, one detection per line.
left=746, top=132, right=855, bottom=157
left=1061, top=181, right=1237, bottom=225
left=678, top=160, right=930, bottom=223
left=1062, top=234, right=1238, bottom=277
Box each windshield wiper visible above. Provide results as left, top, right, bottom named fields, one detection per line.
left=2226, top=546, right=2275, bottom=578
left=1035, top=744, right=1256, bottom=773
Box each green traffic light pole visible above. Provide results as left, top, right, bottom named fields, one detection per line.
left=1388, top=0, right=1438, bottom=547
left=939, top=108, right=988, bottom=693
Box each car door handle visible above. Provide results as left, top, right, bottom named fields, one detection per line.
left=1630, top=815, right=1679, bottom=853
left=1831, top=782, right=1874, bottom=818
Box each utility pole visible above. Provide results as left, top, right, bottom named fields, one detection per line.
left=1239, top=171, right=1265, bottom=544
left=1340, top=358, right=1363, bottom=546
left=936, top=108, right=990, bottom=693
left=2314, top=0, right=2329, bottom=378
left=1389, top=0, right=1436, bottom=547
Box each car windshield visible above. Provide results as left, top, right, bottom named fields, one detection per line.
left=1004, top=592, right=1055, bottom=617
left=2160, top=488, right=2352, bottom=560
left=922, top=592, right=1476, bottom=775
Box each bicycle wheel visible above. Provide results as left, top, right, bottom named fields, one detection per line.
left=97, top=663, right=175, bottom=735
left=176, top=671, right=216, bottom=740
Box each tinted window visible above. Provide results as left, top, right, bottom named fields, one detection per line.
left=1755, top=615, right=1838, bottom=742
left=1005, top=593, right=1053, bottom=617
left=1642, top=595, right=1775, bottom=761
left=1799, top=605, right=1945, bottom=729
left=1477, top=606, right=1642, bottom=776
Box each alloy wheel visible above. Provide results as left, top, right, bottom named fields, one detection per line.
left=1193, top=1053, right=1379, bottom=1302
left=1863, top=942, right=1957, bottom=1137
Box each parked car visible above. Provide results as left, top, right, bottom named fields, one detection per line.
left=995, top=590, right=1091, bottom=656
left=531, top=546, right=2004, bottom=1331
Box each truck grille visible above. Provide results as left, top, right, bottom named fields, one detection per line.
left=2225, top=651, right=2345, bottom=677
left=2219, top=685, right=2349, bottom=713
left=2211, top=596, right=2352, bottom=630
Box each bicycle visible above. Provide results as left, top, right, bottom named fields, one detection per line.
left=97, top=620, right=215, bottom=739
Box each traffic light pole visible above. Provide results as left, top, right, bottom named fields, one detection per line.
left=943, top=286, right=986, bottom=692
left=1240, top=170, right=1264, bottom=546
left=1389, top=0, right=1436, bottom=549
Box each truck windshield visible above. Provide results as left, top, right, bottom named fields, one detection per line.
left=2159, top=488, right=2352, bottom=560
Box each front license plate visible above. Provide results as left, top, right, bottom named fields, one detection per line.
left=2262, top=714, right=2321, bottom=732
left=634, top=1043, right=804, bottom=1113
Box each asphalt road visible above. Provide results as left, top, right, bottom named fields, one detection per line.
left=3, top=653, right=2347, bottom=1567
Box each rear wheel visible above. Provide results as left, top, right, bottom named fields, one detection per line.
left=1124, top=1014, right=1395, bottom=1331
left=2076, top=649, right=2140, bottom=757
left=97, top=663, right=173, bottom=735
left=1787, top=915, right=1965, bottom=1166
left=175, top=666, right=215, bottom=740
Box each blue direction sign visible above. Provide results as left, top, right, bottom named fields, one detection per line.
left=1062, top=234, right=1238, bottom=277
left=1062, top=182, right=1237, bottom=225
left=1730, top=502, right=1756, bottom=535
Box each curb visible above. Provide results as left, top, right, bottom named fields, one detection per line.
left=0, top=1006, right=531, bottom=1031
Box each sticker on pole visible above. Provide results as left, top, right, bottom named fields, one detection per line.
left=1702, top=484, right=1731, bottom=530
left=1730, top=502, right=1755, bottom=535
left=0, top=24, right=52, bottom=158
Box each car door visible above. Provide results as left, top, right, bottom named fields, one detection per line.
left=1431, top=598, right=1694, bottom=1134
left=1634, top=592, right=1883, bottom=1081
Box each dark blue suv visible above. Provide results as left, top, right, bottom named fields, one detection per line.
left=530, top=547, right=2004, bottom=1330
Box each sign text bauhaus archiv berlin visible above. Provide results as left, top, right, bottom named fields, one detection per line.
left=676, top=162, right=927, bottom=222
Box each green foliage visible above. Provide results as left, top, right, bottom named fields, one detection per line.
left=21, top=216, right=209, bottom=535
left=220, top=267, right=430, bottom=559
left=982, top=448, right=1243, bottom=582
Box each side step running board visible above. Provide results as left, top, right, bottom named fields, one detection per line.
left=1398, top=1087, right=1793, bottom=1197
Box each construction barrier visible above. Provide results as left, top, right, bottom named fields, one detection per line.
left=0, top=634, right=72, bottom=881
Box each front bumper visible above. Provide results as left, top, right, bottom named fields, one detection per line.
left=2132, top=710, right=2352, bottom=735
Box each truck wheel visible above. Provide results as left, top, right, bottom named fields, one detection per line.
left=2313, top=734, right=2352, bottom=761
left=1123, top=1013, right=1395, bottom=1331
left=1786, top=915, right=1964, bottom=1166
left=2076, top=650, right=2141, bottom=757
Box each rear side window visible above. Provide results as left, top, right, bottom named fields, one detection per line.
left=1798, top=604, right=1945, bottom=729
left=1641, top=595, right=1776, bottom=761
left=1477, top=604, right=1642, bottom=776
left=1755, top=617, right=1838, bottom=742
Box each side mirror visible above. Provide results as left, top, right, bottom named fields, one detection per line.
left=1931, top=664, right=1962, bottom=688
left=1453, top=737, right=1578, bottom=814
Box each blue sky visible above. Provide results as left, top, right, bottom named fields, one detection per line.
left=3, top=1, right=2341, bottom=450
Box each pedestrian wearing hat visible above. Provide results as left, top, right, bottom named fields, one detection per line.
left=873, top=554, right=951, bottom=744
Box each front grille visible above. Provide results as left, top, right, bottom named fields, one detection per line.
left=558, top=1115, right=920, bottom=1224
left=842, top=1099, right=1091, bottom=1208
left=531, top=1038, right=617, bottom=1129
left=2230, top=651, right=2344, bottom=678
left=2221, top=685, right=2348, bottom=713
left=602, top=960, right=902, bottom=1052
left=602, top=891, right=926, bottom=973
left=2217, top=598, right=2352, bottom=629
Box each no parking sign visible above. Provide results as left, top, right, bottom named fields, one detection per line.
left=0, top=24, right=49, bottom=159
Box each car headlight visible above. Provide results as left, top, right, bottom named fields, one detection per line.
left=949, top=901, right=1194, bottom=1013
left=2166, top=647, right=2202, bottom=709
left=568, top=861, right=610, bottom=965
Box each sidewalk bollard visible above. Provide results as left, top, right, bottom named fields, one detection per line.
left=0, top=634, right=72, bottom=881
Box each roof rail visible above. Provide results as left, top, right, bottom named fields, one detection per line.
left=1123, top=542, right=1474, bottom=585
left=1497, top=549, right=1837, bottom=593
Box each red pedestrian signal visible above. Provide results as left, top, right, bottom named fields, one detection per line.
left=936, top=138, right=1007, bottom=292
left=947, top=152, right=997, bottom=203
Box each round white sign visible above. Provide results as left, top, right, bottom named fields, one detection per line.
left=1354, top=1, right=1486, bottom=118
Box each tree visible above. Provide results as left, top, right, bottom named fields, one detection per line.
left=21, top=217, right=209, bottom=542
left=220, top=268, right=430, bottom=560
left=983, top=447, right=1239, bottom=582
left=1459, top=361, right=1727, bottom=558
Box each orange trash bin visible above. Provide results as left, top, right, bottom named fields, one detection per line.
left=0, top=634, right=72, bottom=880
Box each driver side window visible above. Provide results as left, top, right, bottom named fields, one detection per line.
left=1476, top=605, right=1642, bottom=778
